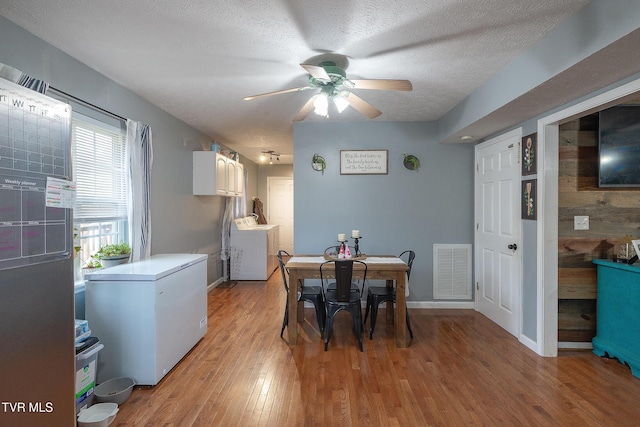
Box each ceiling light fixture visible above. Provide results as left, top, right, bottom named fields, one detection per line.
left=333, top=95, right=350, bottom=113
left=313, top=92, right=329, bottom=117
left=261, top=150, right=280, bottom=164
left=312, top=88, right=353, bottom=117
left=460, top=135, right=473, bottom=141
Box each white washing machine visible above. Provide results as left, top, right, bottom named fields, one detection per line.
left=230, top=216, right=279, bottom=280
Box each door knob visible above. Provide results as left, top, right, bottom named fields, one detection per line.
left=508, top=244, right=517, bottom=250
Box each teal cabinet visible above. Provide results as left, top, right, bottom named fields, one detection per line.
left=592, top=259, right=640, bottom=378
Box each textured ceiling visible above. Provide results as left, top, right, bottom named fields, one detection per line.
left=0, top=0, right=591, bottom=163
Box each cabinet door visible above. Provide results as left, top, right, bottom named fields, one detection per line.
left=236, top=162, right=244, bottom=197
left=216, top=155, right=228, bottom=195
left=193, top=152, right=217, bottom=195
left=227, top=160, right=237, bottom=195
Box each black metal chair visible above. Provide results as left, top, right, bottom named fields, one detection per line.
left=363, top=250, right=415, bottom=340
left=321, top=259, right=368, bottom=351
left=278, top=250, right=325, bottom=338
left=323, top=245, right=359, bottom=293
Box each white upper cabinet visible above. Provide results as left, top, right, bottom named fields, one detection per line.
left=236, top=162, right=244, bottom=196
left=226, top=159, right=237, bottom=195
left=193, top=152, right=244, bottom=197
left=215, top=154, right=227, bottom=195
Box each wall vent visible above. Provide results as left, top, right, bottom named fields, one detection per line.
left=433, top=244, right=472, bottom=300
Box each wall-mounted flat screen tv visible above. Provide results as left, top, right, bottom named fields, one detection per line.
left=599, top=105, right=640, bottom=187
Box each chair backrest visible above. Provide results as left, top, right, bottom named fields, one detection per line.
left=277, top=249, right=291, bottom=292
left=399, top=250, right=416, bottom=279
left=320, top=260, right=368, bottom=302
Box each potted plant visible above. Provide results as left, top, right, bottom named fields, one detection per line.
left=95, top=242, right=131, bottom=268
left=402, top=154, right=420, bottom=171
left=312, top=154, right=326, bottom=175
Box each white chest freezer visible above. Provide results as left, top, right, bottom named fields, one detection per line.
left=85, top=253, right=208, bottom=385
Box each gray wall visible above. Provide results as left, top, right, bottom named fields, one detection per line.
left=293, top=121, right=475, bottom=302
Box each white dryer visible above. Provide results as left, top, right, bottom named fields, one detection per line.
left=230, top=216, right=279, bottom=280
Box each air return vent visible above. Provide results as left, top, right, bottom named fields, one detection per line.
left=433, top=244, right=472, bottom=300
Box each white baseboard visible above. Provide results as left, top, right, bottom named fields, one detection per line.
left=519, top=333, right=540, bottom=354
left=558, top=341, right=593, bottom=350
left=407, top=301, right=475, bottom=309
left=207, top=277, right=225, bottom=292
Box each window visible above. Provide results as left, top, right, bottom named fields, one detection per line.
left=72, top=114, right=127, bottom=272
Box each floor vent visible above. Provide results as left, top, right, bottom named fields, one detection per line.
left=433, top=244, right=472, bottom=300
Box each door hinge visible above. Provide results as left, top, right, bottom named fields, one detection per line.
left=476, top=281, right=479, bottom=290
left=476, top=223, right=479, bottom=231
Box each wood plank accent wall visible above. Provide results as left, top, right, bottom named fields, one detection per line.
left=558, top=114, right=640, bottom=342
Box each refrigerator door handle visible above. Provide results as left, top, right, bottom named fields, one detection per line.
left=77, top=343, right=104, bottom=360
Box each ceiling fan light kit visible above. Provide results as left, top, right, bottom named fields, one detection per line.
left=244, top=61, right=412, bottom=121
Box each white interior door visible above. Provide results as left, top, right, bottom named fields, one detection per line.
left=475, top=129, right=522, bottom=337
left=267, top=177, right=294, bottom=254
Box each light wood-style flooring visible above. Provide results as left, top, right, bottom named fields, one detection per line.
left=113, top=273, right=640, bottom=426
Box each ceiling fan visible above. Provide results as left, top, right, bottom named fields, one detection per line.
left=243, top=61, right=412, bottom=121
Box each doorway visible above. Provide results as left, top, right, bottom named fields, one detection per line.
left=538, top=77, right=640, bottom=357
left=267, top=177, right=294, bottom=254
left=474, top=128, right=522, bottom=337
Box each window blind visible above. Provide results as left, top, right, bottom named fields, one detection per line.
left=72, top=118, right=127, bottom=221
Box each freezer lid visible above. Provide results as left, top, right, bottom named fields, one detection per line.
left=85, top=253, right=207, bottom=281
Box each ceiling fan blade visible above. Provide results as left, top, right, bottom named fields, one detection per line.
left=346, top=93, right=382, bottom=119
left=293, top=95, right=317, bottom=122
left=350, top=79, right=413, bottom=91
left=300, top=63, right=330, bottom=81
left=244, top=86, right=314, bottom=101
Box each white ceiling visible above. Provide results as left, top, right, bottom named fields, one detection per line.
left=1, top=0, right=593, bottom=164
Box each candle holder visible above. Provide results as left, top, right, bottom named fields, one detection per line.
left=351, top=236, right=362, bottom=256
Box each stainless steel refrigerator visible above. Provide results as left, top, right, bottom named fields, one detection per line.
left=0, top=79, right=75, bottom=425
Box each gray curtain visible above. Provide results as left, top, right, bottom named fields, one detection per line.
left=0, top=63, right=49, bottom=94
left=126, top=119, right=153, bottom=262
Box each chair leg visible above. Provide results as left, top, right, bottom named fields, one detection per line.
left=355, top=305, right=363, bottom=352
left=324, top=307, right=336, bottom=351
left=281, top=302, right=288, bottom=339
left=405, top=305, right=414, bottom=339
left=363, top=293, right=372, bottom=323
left=369, top=299, right=380, bottom=340
left=314, top=296, right=326, bottom=334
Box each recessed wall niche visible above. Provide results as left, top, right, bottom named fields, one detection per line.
left=557, top=112, right=640, bottom=343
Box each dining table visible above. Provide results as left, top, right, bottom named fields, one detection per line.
left=285, top=255, right=410, bottom=348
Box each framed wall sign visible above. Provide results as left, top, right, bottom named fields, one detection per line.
left=521, top=179, right=537, bottom=220
left=340, top=150, right=388, bottom=175
left=522, top=133, right=537, bottom=176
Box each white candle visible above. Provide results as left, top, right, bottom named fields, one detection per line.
left=338, top=233, right=345, bottom=241
left=352, top=230, right=360, bottom=238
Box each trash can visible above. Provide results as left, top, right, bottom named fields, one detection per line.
left=75, top=337, right=104, bottom=415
